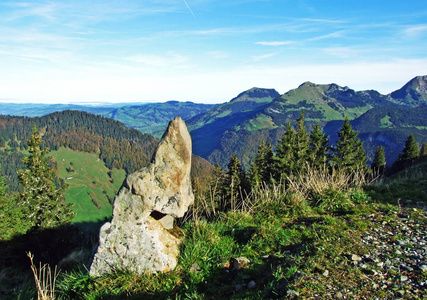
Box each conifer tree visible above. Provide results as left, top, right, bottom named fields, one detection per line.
left=398, top=134, right=420, bottom=161
left=0, top=164, right=20, bottom=239
left=18, top=126, right=74, bottom=230
left=225, top=154, right=247, bottom=210
left=308, top=122, right=329, bottom=170
left=332, top=117, right=367, bottom=172
left=371, top=146, right=386, bottom=175
left=249, top=140, right=274, bottom=186
left=294, top=111, right=309, bottom=174
left=275, top=122, right=297, bottom=179
left=421, top=143, right=427, bottom=157
left=207, top=164, right=226, bottom=212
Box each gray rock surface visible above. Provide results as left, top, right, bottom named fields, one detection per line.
left=90, top=117, right=194, bottom=276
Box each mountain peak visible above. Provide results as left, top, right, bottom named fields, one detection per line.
left=230, top=87, right=280, bottom=102
left=390, top=75, right=427, bottom=106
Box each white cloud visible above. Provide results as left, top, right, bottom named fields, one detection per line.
left=404, top=24, right=427, bottom=38
left=252, top=52, right=279, bottom=61
left=255, top=41, right=293, bottom=46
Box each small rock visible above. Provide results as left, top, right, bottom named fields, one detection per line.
left=247, top=280, right=256, bottom=289
left=231, top=257, right=250, bottom=270
left=351, top=254, right=362, bottom=262
left=190, top=262, right=201, bottom=273
left=419, top=264, right=427, bottom=272
left=322, top=270, right=329, bottom=277
left=400, top=275, right=408, bottom=282
left=335, top=291, right=343, bottom=298
left=287, top=290, right=300, bottom=297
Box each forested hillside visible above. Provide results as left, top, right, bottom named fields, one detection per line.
left=0, top=111, right=158, bottom=192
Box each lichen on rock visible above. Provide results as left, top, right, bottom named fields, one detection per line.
left=90, top=117, right=194, bottom=276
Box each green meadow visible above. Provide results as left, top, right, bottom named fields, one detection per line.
left=50, top=148, right=126, bottom=225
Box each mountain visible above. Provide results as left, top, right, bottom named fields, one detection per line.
left=0, top=103, right=123, bottom=117
left=188, top=81, right=403, bottom=168
left=108, top=101, right=217, bottom=139
left=0, top=101, right=216, bottom=139
left=187, top=88, right=280, bottom=165
left=389, top=75, right=427, bottom=106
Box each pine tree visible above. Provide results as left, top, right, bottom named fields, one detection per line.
left=371, top=146, right=386, bottom=175
left=249, top=140, right=274, bottom=186
left=421, top=143, right=427, bottom=157
left=18, top=126, right=74, bottom=230
left=225, top=154, right=247, bottom=210
left=308, top=122, right=329, bottom=170
left=294, top=111, right=309, bottom=174
left=398, top=134, right=420, bottom=161
left=332, top=117, right=367, bottom=172
left=275, top=122, right=297, bottom=179
left=207, top=164, right=226, bottom=213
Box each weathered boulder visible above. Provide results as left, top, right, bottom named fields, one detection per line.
left=89, top=117, right=194, bottom=276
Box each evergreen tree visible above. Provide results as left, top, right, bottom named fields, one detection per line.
left=18, top=126, right=74, bottom=230
left=308, top=122, right=329, bottom=170
left=332, top=117, right=367, bottom=172
left=294, top=111, right=309, bottom=174
left=249, top=140, right=274, bottom=186
left=225, top=154, right=247, bottom=210
left=275, top=122, right=297, bottom=179
left=371, top=146, right=386, bottom=175
left=0, top=164, right=20, bottom=240
left=421, top=142, right=427, bottom=157
left=398, top=134, right=420, bottom=161
left=207, top=164, right=226, bottom=213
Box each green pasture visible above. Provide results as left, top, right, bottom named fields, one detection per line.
left=50, top=148, right=126, bottom=224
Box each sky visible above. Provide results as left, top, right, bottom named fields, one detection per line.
left=0, top=0, right=427, bottom=104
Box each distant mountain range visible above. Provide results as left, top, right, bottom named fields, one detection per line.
left=1, top=75, right=427, bottom=169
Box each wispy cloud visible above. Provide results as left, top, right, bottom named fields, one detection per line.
left=255, top=41, right=293, bottom=46
left=307, top=31, right=344, bottom=41
left=125, top=52, right=188, bottom=67
left=252, top=52, right=278, bottom=61
left=404, top=24, right=427, bottom=38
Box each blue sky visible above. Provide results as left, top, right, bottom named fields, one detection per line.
left=1, top=0, right=427, bottom=103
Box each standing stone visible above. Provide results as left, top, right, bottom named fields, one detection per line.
left=90, top=117, right=194, bottom=276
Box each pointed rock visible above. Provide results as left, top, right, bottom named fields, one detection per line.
left=90, top=117, right=194, bottom=276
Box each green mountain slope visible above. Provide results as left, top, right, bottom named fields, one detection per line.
left=389, top=75, right=427, bottom=106
left=189, top=81, right=402, bottom=168
left=187, top=88, right=280, bottom=161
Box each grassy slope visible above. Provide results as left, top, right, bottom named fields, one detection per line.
left=55, top=169, right=427, bottom=299
left=51, top=148, right=125, bottom=224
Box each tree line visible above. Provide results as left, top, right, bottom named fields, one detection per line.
left=200, top=112, right=427, bottom=214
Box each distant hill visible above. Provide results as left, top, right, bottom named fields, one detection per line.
left=109, top=101, right=217, bottom=139
left=0, top=101, right=216, bottom=139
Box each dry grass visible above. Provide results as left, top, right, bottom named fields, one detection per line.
left=27, top=252, right=59, bottom=300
